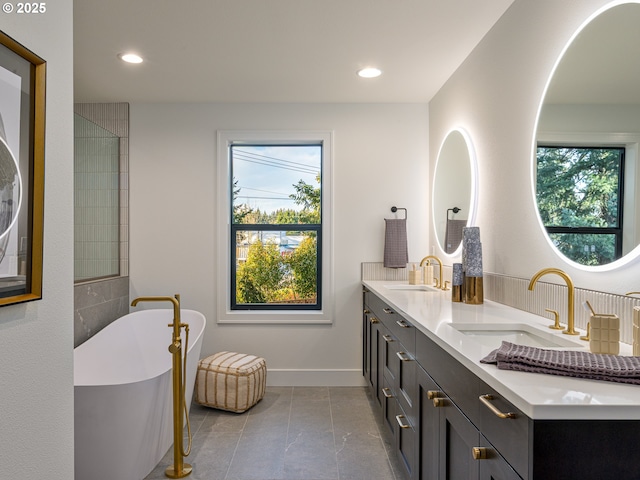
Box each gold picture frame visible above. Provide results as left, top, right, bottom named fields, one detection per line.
left=0, top=30, right=45, bottom=305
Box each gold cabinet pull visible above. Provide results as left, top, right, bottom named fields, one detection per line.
left=363, top=309, right=371, bottom=314
left=396, top=320, right=410, bottom=328
left=382, top=387, right=394, bottom=398
left=426, top=390, right=441, bottom=400
left=369, top=316, right=379, bottom=324
left=395, top=415, right=411, bottom=429
left=472, top=447, right=488, bottom=460
left=382, top=334, right=393, bottom=342
left=479, top=394, right=516, bottom=419
left=396, top=351, right=412, bottom=362
left=383, top=308, right=395, bottom=314
left=433, top=398, right=446, bottom=407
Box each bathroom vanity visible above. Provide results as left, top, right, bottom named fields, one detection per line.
left=363, top=281, right=640, bottom=480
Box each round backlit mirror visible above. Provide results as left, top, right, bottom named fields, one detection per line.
left=533, top=1, right=640, bottom=270
left=433, top=128, right=477, bottom=255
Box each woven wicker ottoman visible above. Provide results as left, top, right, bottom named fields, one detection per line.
left=195, top=351, right=267, bottom=413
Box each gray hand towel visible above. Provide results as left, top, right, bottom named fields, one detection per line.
left=481, top=341, right=640, bottom=385
left=444, top=219, right=467, bottom=254
left=383, top=218, right=408, bottom=269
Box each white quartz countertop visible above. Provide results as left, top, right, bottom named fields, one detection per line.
left=363, top=280, right=640, bottom=420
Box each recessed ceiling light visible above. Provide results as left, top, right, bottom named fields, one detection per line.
left=357, top=67, right=382, bottom=78
left=118, top=53, right=143, bottom=64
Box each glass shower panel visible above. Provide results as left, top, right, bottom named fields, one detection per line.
left=74, top=114, right=120, bottom=282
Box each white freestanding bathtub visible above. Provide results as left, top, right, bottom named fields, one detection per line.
left=74, top=309, right=206, bottom=480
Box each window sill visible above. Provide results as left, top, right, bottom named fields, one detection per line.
left=216, top=309, right=333, bottom=325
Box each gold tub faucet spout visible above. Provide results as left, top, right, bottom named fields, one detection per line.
left=528, top=268, right=578, bottom=336
left=420, top=255, right=444, bottom=289
left=131, top=295, right=182, bottom=338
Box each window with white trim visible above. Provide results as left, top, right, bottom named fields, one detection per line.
left=217, top=131, right=332, bottom=323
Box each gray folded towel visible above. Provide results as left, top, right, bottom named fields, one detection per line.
left=444, top=219, right=466, bottom=253
left=383, top=218, right=408, bottom=269
left=481, top=341, right=640, bottom=385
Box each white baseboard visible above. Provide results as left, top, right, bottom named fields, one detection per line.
left=266, top=369, right=367, bottom=387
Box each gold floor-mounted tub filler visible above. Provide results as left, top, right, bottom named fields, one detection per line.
left=131, top=294, right=193, bottom=479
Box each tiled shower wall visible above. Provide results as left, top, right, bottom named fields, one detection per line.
left=74, top=115, right=119, bottom=280
left=362, top=262, right=640, bottom=344
left=73, top=103, right=129, bottom=347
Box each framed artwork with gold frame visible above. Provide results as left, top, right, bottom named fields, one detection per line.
left=0, top=30, right=45, bottom=306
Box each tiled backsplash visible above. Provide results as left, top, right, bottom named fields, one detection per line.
left=362, top=262, right=640, bottom=344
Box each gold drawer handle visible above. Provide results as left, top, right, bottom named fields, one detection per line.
left=369, top=316, right=379, bottom=324
left=363, top=309, right=371, bottom=314
left=395, top=415, right=411, bottom=429
left=382, top=387, right=394, bottom=398
left=396, top=351, right=412, bottom=362
left=433, top=397, right=446, bottom=407
left=396, top=320, right=410, bottom=328
left=382, top=334, right=393, bottom=342
left=472, top=447, right=488, bottom=460
left=427, top=390, right=441, bottom=400
left=479, top=394, right=516, bottom=419
left=383, top=308, right=395, bottom=314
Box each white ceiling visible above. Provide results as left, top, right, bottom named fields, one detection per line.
left=73, top=0, right=515, bottom=104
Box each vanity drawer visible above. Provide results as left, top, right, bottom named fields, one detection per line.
left=381, top=375, right=397, bottom=436
left=382, top=329, right=400, bottom=384
left=416, top=329, right=481, bottom=425
left=365, top=292, right=416, bottom=354
left=477, top=385, right=529, bottom=479
left=379, top=310, right=416, bottom=419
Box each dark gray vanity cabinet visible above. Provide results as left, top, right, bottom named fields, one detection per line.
left=418, top=353, right=520, bottom=480
left=364, top=289, right=521, bottom=480
left=364, top=289, right=418, bottom=480
left=416, top=366, right=440, bottom=480
left=363, top=305, right=382, bottom=408
left=363, top=288, right=640, bottom=480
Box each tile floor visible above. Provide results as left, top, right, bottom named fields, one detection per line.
left=145, top=386, right=402, bottom=480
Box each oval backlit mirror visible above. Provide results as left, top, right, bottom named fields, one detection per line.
left=433, top=128, right=477, bottom=255
left=533, top=1, right=640, bottom=270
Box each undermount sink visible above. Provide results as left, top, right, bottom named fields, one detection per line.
left=449, top=322, right=585, bottom=349
left=384, top=284, right=439, bottom=292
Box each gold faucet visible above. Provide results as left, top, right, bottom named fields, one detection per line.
left=420, top=255, right=446, bottom=290
left=132, top=295, right=183, bottom=342
left=528, top=268, right=578, bottom=336
left=131, top=294, right=193, bottom=479
left=626, top=292, right=640, bottom=296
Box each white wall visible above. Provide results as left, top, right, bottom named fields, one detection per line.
left=130, top=103, right=429, bottom=385
left=428, top=0, right=639, bottom=294
left=0, top=4, right=75, bottom=478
